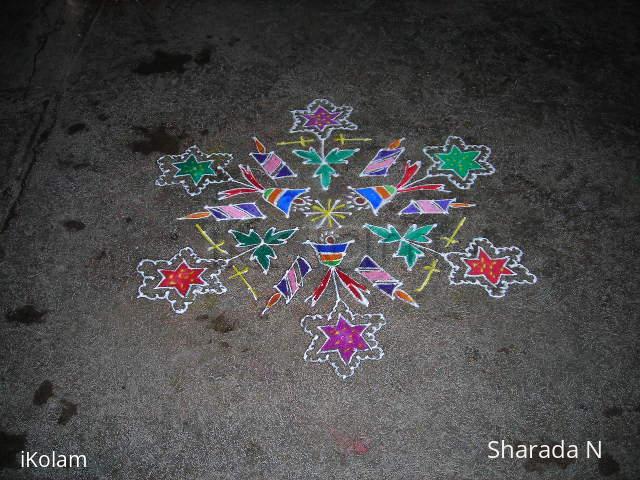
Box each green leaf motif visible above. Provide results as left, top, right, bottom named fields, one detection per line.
left=252, top=244, right=276, bottom=273
left=325, top=148, right=358, bottom=165
left=404, top=224, right=436, bottom=243
left=264, top=227, right=298, bottom=245
left=229, top=229, right=262, bottom=248
left=395, top=241, right=424, bottom=270
left=292, top=148, right=323, bottom=165
left=364, top=224, right=402, bottom=243
left=315, top=164, right=337, bottom=190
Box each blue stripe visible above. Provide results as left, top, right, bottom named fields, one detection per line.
left=312, top=243, right=350, bottom=253
left=356, top=187, right=384, bottom=211
left=275, top=188, right=306, bottom=213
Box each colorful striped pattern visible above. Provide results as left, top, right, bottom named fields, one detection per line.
left=398, top=199, right=475, bottom=215
left=399, top=199, right=454, bottom=215
left=360, top=147, right=405, bottom=177
left=250, top=151, right=297, bottom=179
left=307, top=240, right=353, bottom=267
left=262, top=188, right=308, bottom=217
left=353, top=185, right=397, bottom=214
left=204, top=203, right=266, bottom=221
left=275, top=256, right=311, bottom=302
left=356, top=255, right=418, bottom=307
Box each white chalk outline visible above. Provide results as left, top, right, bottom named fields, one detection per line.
left=155, top=145, right=233, bottom=196
left=136, top=247, right=227, bottom=314
left=444, top=237, right=537, bottom=298
left=301, top=300, right=385, bottom=379
left=423, top=136, right=494, bottom=190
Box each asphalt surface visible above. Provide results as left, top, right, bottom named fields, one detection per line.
left=1, top=0, right=639, bottom=478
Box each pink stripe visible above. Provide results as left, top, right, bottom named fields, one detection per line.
left=415, top=200, right=444, bottom=214
left=287, top=268, right=299, bottom=296
left=363, top=156, right=397, bottom=173
left=263, top=153, right=282, bottom=175
left=361, top=270, right=395, bottom=282
left=222, top=205, right=251, bottom=219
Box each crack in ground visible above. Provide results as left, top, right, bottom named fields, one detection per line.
left=2, top=0, right=106, bottom=233
left=23, top=0, right=60, bottom=100
left=1, top=98, right=53, bottom=233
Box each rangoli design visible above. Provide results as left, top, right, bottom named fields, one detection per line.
left=155, top=145, right=232, bottom=196
left=136, top=98, right=538, bottom=379
left=137, top=247, right=226, bottom=314
left=423, top=136, right=494, bottom=190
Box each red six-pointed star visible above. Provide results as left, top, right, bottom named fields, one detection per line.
left=157, top=261, right=207, bottom=297
left=463, top=247, right=516, bottom=286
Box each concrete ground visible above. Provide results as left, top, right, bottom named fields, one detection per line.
left=1, top=0, right=639, bottom=478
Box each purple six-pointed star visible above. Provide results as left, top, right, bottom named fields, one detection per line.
left=319, top=314, right=371, bottom=364
left=302, top=106, right=342, bottom=132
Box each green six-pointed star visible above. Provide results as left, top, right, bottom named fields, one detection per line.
left=436, top=145, right=483, bottom=180
left=173, top=155, right=216, bottom=185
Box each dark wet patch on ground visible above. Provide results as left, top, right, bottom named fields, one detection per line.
left=603, top=406, right=624, bottom=418
left=57, top=399, right=78, bottom=425
left=598, top=453, right=620, bottom=476
left=244, top=440, right=266, bottom=466
left=133, top=50, right=192, bottom=75
left=6, top=305, right=47, bottom=324
left=0, top=431, right=27, bottom=469
left=194, top=46, right=211, bottom=65
left=66, top=122, right=86, bottom=135
left=128, top=125, right=186, bottom=155
left=62, top=219, right=86, bottom=231
left=522, top=442, right=576, bottom=472
left=197, top=312, right=236, bottom=333
left=33, top=380, right=54, bottom=405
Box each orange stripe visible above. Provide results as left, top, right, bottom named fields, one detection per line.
left=179, top=211, right=211, bottom=220
left=267, top=188, right=282, bottom=203
left=266, top=292, right=281, bottom=308
left=376, top=186, right=392, bottom=199
left=320, top=253, right=343, bottom=261
left=395, top=289, right=416, bottom=305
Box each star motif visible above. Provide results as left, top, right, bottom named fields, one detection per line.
left=444, top=238, right=536, bottom=297
left=302, top=106, right=342, bottom=132
left=301, top=308, right=385, bottom=379
left=423, top=136, right=494, bottom=189
left=156, top=145, right=232, bottom=196
left=137, top=247, right=226, bottom=314
left=319, top=314, right=371, bottom=365
left=157, top=261, right=207, bottom=297
left=462, top=247, right=515, bottom=286
left=304, top=198, right=351, bottom=228
left=289, top=98, right=357, bottom=140
left=173, top=154, right=216, bottom=185
left=436, top=145, right=483, bottom=180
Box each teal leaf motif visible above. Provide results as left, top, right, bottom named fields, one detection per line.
left=292, top=148, right=323, bottom=165
left=364, top=224, right=402, bottom=243
left=404, top=224, right=436, bottom=243
left=395, top=241, right=424, bottom=270
left=264, top=227, right=298, bottom=246
left=365, top=223, right=437, bottom=270
left=252, top=244, right=276, bottom=273
left=325, top=148, right=358, bottom=165
left=315, top=164, right=337, bottom=190
left=229, top=229, right=262, bottom=248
